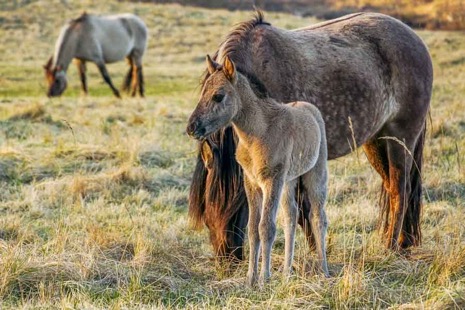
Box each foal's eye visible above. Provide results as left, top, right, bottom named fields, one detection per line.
left=212, top=94, right=225, bottom=103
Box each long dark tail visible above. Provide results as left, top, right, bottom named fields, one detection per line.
left=188, top=145, right=208, bottom=230
left=403, top=124, right=426, bottom=247
left=188, top=127, right=248, bottom=261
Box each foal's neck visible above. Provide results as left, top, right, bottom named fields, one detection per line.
left=232, top=74, right=282, bottom=141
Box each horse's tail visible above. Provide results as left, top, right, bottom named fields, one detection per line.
left=188, top=127, right=248, bottom=261
left=188, top=145, right=208, bottom=230
left=404, top=122, right=426, bottom=246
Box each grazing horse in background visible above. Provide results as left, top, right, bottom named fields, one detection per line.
left=188, top=11, right=433, bottom=261
left=188, top=55, right=329, bottom=285
left=44, top=12, right=147, bottom=98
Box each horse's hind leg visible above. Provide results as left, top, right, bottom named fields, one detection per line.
left=122, top=56, right=133, bottom=93
left=137, top=65, right=144, bottom=97
left=383, top=126, right=424, bottom=250
left=301, top=162, right=329, bottom=277
left=97, top=63, right=121, bottom=98
left=132, top=50, right=145, bottom=97
left=259, top=176, right=284, bottom=284
left=76, top=59, right=88, bottom=94
left=363, top=138, right=391, bottom=236
left=281, top=179, right=298, bottom=278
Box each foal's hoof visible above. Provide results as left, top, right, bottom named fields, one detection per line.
left=246, top=273, right=257, bottom=287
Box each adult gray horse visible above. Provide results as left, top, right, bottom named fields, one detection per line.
left=44, top=12, right=147, bottom=98
left=188, top=11, right=433, bottom=261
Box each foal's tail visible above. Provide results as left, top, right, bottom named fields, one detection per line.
left=297, top=179, right=316, bottom=250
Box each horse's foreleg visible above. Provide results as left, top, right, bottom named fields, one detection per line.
left=97, top=63, right=121, bottom=98
left=259, top=176, right=284, bottom=284
left=244, top=176, right=262, bottom=286
left=76, top=60, right=88, bottom=94
left=302, top=162, right=329, bottom=277
left=281, top=180, right=298, bottom=278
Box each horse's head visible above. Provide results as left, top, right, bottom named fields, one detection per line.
left=186, top=55, right=239, bottom=140
left=43, top=57, right=67, bottom=97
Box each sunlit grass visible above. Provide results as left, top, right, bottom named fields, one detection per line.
left=0, top=0, right=464, bottom=308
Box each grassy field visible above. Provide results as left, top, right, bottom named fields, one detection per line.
left=0, top=0, right=464, bottom=308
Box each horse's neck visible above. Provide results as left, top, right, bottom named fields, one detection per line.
left=232, top=74, right=280, bottom=142
left=53, top=25, right=79, bottom=71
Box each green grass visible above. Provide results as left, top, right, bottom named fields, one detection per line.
left=0, top=0, right=464, bottom=309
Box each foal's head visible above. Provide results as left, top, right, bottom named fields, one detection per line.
left=187, top=55, right=239, bottom=140
left=43, top=57, right=67, bottom=97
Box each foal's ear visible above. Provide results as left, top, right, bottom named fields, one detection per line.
left=206, top=55, right=218, bottom=75
left=223, top=56, right=236, bottom=83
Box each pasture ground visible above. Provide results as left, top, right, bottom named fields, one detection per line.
left=0, top=0, right=464, bottom=308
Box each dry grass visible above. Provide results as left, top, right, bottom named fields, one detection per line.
left=0, top=0, right=464, bottom=308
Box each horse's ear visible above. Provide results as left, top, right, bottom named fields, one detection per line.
left=44, top=56, right=53, bottom=70
left=206, top=55, right=218, bottom=75
left=223, top=56, right=236, bottom=83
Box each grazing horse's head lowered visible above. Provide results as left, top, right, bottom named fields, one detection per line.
left=187, top=55, right=239, bottom=141
left=44, top=57, right=68, bottom=97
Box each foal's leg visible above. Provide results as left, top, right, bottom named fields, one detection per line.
left=281, top=179, right=298, bottom=278
left=302, top=163, right=329, bottom=277
left=259, top=176, right=284, bottom=284
left=244, top=176, right=262, bottom=286
left=96, top=63, right=121, bottom=98
left=76, top=59, right=88, bottom=94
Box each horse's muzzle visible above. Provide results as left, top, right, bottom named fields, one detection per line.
left=186, top=120, right=206, bottom=140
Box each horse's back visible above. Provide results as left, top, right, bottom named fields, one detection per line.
left=77, top=14, right=147, bottom=63
left=249, top=13, right=432, bottom=158
left=296, top=12, right=433, bottom=101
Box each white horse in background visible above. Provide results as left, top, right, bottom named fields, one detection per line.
left=44, top=12, right=148, bottom=98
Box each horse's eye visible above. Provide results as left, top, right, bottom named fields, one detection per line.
left=212, top=94, right=225, bottom=103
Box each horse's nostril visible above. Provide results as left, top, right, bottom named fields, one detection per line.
left=186, top=121, right=197, bottom=135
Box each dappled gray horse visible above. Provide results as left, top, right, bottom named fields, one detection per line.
left=188, top=11, right=433, bottom=261
left=44, top=12, right=147, bottom=98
